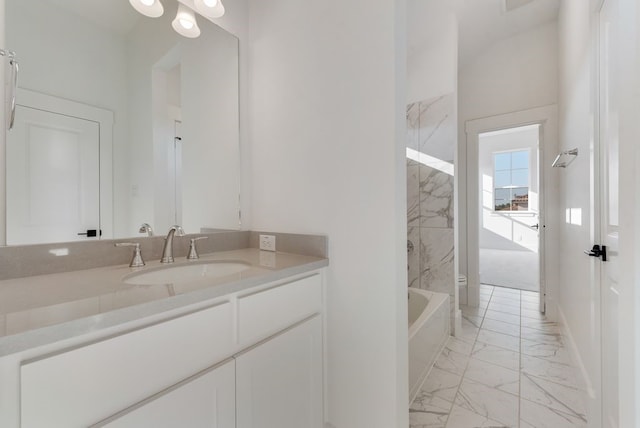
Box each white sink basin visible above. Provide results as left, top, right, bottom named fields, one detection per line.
left=123, top=260, right=251, bottom=286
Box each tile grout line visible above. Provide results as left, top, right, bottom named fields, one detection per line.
left=444, top=285, right=494, bottom=427
left=484, top=285, right=525, bottom=428
left=413, top=286, right=579, bottom=428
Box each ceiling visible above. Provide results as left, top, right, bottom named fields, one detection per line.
left=408, top=0, right=561, bottom=67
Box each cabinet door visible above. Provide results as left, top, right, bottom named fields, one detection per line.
left=93, top=360, right=235, bottom=428
left=21, top=303, right=233, bottom=428
left=236, top=315, right=323, bottom=428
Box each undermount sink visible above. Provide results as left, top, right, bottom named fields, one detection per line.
left=123, top=260, right=251, bottom=286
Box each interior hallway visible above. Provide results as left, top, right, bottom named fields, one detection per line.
left=409, top=284, right=586, bottom=427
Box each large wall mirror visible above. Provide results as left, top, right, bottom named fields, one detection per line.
left=4, top=0, right=241, bottom=245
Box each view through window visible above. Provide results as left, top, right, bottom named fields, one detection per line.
left=494, top=150, right=529, bottom=211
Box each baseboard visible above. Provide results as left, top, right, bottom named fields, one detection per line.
left=556, top=304, right=599, bottom=424
left=459, top=284, right=468, bottom=305
left=454, top=308, right=462, bottom=337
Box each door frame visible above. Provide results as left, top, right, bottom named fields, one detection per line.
left=11, top=88, right=114, bottom=241
left=465, top=105, right=558, bottom=315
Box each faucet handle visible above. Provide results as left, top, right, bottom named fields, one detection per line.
left=187, top=236, right=208, bottom=260
left=115, top=242, right=145, bottom=267
left=170, top=225, right=185, bottom=237
left=139, top=223, right=154, bottom=236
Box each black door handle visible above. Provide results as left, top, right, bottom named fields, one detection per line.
left=584, top=244, right=607, bottom=261
left=77, top=229, right=101, bottom=237
left=531, top=224, right=539, bottom=229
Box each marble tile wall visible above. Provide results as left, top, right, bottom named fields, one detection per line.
left=407, top=94, right=456, bottom=327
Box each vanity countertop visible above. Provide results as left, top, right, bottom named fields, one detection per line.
left=0, top=248, right=328, bottom=357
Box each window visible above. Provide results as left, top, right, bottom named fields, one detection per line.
left=494, top=150, right=529, bottom=211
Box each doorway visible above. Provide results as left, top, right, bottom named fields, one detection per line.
left=5, top=89, right=114, bottom=245
left=477, top=125, right=540, bottom=292
left=465, top=105, right=558, bottom=314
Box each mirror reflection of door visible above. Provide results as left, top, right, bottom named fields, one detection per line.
left=478, top=124, right=540, bottom=292
left=169, top=120, right=183, bottom=226
left=7, top=105, right=100, bottom=245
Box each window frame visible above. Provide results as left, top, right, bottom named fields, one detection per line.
left=492, top=148, right=532, bottom=213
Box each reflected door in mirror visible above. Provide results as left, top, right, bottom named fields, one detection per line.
left=7, top=105, right=99, bottom=245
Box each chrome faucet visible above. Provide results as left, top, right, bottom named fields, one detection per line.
left=161, top=225, right=185, bottom=263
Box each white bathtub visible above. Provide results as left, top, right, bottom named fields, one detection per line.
left=408, top=288, right=450, bottom=403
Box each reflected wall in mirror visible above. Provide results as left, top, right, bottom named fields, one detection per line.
left=5, top=0, right=240, bottom=245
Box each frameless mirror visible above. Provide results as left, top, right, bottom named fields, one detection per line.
left=4, top=0, right=241, bottom=245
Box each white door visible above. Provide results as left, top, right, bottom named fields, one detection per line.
left=94, top=360, right=236, bottom=428
left=236, top=316, right=323, bottom=428
left=6, top=104, right=100, bottom=244
left=598, top=0, right=620, bottom=425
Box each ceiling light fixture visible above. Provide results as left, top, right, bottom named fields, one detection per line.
left=172, top=3, right=201, bottom=38
left=129, top=0, right=164, bottom=18
left=130, top=0, right=223, bottom=39
left=194, top=0, right=225, bottom=18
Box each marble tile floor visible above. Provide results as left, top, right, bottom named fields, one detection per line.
left=409, top=284, right=587, bottom=428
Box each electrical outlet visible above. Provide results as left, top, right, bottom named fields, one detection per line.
left=259, top=234, right=276, bottom=252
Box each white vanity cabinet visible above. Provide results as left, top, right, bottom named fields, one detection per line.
left=21, top=302, right=234, bottom=428
left=236, top=315, right=323, bottom=428
left=13, top=272, right=324, bottom=428
left=94, top=360, right=236, bottom=428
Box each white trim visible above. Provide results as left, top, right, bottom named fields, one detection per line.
left=465, top=105, right=558, bottom=315
left=14, top=88, right=114, bottom=239
left=557, top=304, right=597, bottom=418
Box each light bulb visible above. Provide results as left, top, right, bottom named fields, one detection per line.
left=179, top=18, right=194, bottom=30
left=194, top=0, right=225, bottom=18
left=129, top=0, right=164, bottom=18
left=172, top=4, right=201, bottom=38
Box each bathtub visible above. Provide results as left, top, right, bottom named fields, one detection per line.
left=408, top=288, right=450, bottom=403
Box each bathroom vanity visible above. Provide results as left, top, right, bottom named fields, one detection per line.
left=0, top=1, right=328, bottom=425
left=0, top=245, right=328, bottom=428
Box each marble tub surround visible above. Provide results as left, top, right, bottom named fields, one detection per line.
left=406, top=94, right=456, bottom=329
left=0, top=248, right=328, bottom=356
left=410, top=285, right=587, bottom=428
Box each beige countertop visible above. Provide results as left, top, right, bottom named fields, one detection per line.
left=0, top=248, right=328, bottom=357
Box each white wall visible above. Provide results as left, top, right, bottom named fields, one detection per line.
left=407, top=14, right=457, bottom=104
left=458, top=21, right=559, bottom=280
left=247, top=0, right=407, bottom=427
left=556, top=1, right=600, bottom=421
